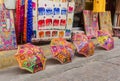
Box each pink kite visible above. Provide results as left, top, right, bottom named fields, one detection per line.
left=72, top=33, right=95, bottom=57
left=97, top=30, right=114, bottom=50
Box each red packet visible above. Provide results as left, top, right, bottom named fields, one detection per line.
left=38, top=20, right=45, bottom=29
left=53, top=19, right=59, bottom=26
left=68, top=6, right=74, bottom=13
left=46, top=19, right=52, bottom=26
left=32, top=2, right=36, bottom=10
left=60, top=19, right=66, bottom=26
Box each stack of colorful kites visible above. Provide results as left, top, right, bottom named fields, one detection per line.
left=72, top=33, right=95, bottom=57
left=50, top=38, right=74, bottom=64
left=15, top=43, right=46, bottom=73
left=97, top=30, right=114, bottom=50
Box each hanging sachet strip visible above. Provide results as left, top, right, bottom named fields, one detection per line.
left=27, top=0, right=33, bottom=42
left=23, top=0, right=28, bottom=43
left=20, top=0, right=25, bottom=43
left=16, top=0, right=21, bottom=43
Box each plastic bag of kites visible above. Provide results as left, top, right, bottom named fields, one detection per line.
left=97, top=30, right=114, bottom=51
left=72, top=33, right=95, bottom=57
left=50, top=38, right=75, bottom=64
left=15, top=43, right=46, bottom=73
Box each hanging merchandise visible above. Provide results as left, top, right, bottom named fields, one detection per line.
left=83, top=10, right=99, bottom=38
left=32, top=0, right=38, bottom=40
left=15, top=0, right=21, bottom=43
left=50, top=38, right=74, bottom=64
left=16, top=0, right=26, bottom=43
left=27, top=0, right=33, bottom=42
left=93, top=0, right=106, bottom=12
left=16, top=0, right=75, bottom=43
left=32, top=0, right=75, bottom=41
left=72, top=33, right=95, bottom=57
left=15, top=43, right=46, bottom=73
left=66, top=0, right=75, bottom=39
left=16, top=0, right=34, bottom=43
left=23, top=0, right=28, bottom=42
left=0, top=3, right=17, bottom=51
left=97, top=30, right=114, bottom=51
left=99, top=11, right=113, bottom=35
left=116, top=0, right=120, bottom=14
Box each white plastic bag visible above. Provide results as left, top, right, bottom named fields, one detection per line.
left=4, top=0, right=16, bottom=9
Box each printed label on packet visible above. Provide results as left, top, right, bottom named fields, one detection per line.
left=38, top=7, right=45, bottom=15
left=53, top=19, right=59, bottom=26
left=46, top=8, right=53, bottom=15
left=60, top=19, right=66, bottom=26
left=45, top=31, right=51, bottom=37
left=38, top=20, right=45, bottom=29
left=65, top=30, right=71, bottom=36
left=52, top=30, right=58, bottom=37
left=39, top=31, right=44, bottom=38
left=46, top=18, right=52, bottom=26
left=68, top=6, right=74, bottom=13
left=59, top=31, right=65, bottom=37
left=54, top=7, right=60, bottom=15
left=61, top=7, right=67, bottom=15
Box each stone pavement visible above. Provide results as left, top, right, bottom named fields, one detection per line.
left=0, top=39, right=120, bottom=81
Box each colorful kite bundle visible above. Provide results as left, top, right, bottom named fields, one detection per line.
left=16, top=0, right=33, bottom=43
left=97, top=30, right=114, bottom=50
left=50, top=38, right=74, bottom=64
left=72, top=33, right=95, bottom=57
left=15, top=43, right=46, bottom=73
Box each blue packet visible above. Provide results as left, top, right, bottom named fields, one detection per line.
left=54, top=7, right=60, bottom=15
left=46, top=8, right=53, bottom=15
left=38, top=7, right=45, bottom=15
left=61, top=8, right=67, bottom=15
